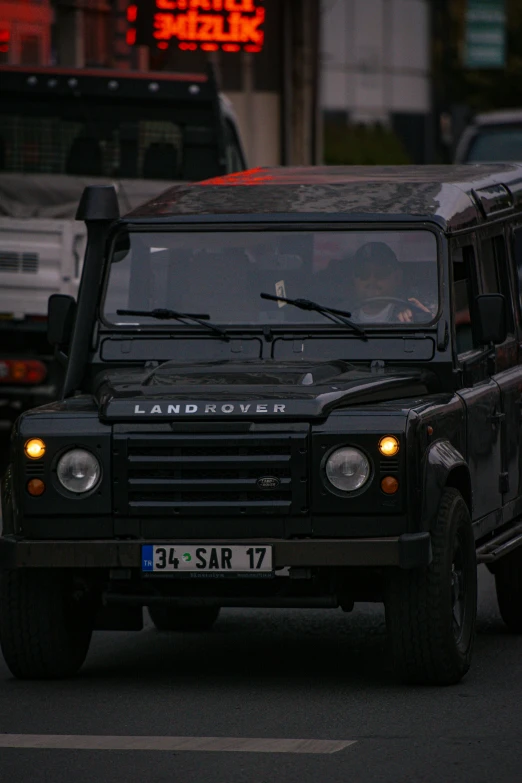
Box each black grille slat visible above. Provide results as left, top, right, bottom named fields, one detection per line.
left=22, top=253, right=39, bottom=273
left=130, top=495, right=291, bottom=504
left=128, top=454, right=291, bottom=467
left=0, top=251, right=39, bottom=273
left=115, top=431, right=308, bottom=517
left=380, top=460, right=400, bottom=473
left=0, top=252, right=19, bottom=272
left=129, top=477, right=292, bottom=491
left=129, top=467, right=292, bottom=480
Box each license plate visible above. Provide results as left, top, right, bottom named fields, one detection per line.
left=142, top=544, right=273, bottom=574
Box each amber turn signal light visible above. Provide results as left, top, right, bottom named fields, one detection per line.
left=27, top=478, right=45, bottom=496
left=381, top=476, right=399, bottom=495
left=24, top=438, right=46, bottom=460
left=378, top=435, right=399, bottom=457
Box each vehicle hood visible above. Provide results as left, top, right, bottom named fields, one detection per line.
left=96, top=360, right=438, bottom=421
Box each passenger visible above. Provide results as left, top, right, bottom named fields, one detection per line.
left=350, top=241, right=431, bottom=323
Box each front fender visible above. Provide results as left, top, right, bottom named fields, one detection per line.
left=420, top=439, right=471, bottom=531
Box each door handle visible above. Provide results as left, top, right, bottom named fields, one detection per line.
left=489, top=412, right=506, bottom=423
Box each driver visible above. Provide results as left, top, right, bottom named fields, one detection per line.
left=350, top=241, right=430, bottom=323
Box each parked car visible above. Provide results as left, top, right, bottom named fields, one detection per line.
left=454, top=109, right=522, bottom=163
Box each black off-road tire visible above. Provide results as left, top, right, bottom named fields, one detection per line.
left=0, top=569, right=93, bottom=680
left=385, top=488, right=477, bottom=685
left=494, top=547, right=522, bottom=633
left=149, top=605, right=220, bottom=632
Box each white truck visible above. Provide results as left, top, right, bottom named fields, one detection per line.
left=0, top=63, right=246, bottom=425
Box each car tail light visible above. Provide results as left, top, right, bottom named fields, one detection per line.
left=0, top=359, right=47, bottom=384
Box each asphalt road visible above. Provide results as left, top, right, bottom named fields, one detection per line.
left=0, top=565, right=521, bottom=783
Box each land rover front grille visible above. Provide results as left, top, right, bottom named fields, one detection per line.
left=113, top=432, right=308, bottom=516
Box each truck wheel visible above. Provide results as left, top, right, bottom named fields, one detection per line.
left=494, top=548, right=522, bottom=633
left=385, top=488, right=477, bottom=685
left=148, top=605, right=220, bottom=632
left=0, top=570, right=93, bottom=680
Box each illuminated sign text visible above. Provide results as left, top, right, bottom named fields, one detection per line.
left=129, top=0, right=265, bottom=52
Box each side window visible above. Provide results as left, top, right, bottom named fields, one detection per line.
left=513, top=226, right=522, bottom=315
left=478, top=235, right=514, bottom=334
left=452, top=244, right=478, bottom=355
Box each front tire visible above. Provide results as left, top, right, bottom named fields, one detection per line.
left=0, top=570, right=93, bottom=680
left=149, top=605, right=220, bottom=632
left=494, top=548, right=522, bottom=633
left=385, top=488, right=477, bottom=685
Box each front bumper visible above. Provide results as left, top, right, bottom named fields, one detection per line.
left=0, top=533, right=432, bottom=570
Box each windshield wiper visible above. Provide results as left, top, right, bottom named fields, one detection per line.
left=116, top=309, right=230, bottom=341
left=260, top=293, right=367, bottom=339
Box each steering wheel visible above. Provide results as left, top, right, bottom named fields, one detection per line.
left=361, top=296, right=429, bottom=321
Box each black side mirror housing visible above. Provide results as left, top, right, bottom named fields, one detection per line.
left=474, top=293, right=507, bottom=346
left=47, top=294, right=76, bottom=348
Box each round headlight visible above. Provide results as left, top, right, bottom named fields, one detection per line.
left=56, top=449, right=101, bottom=494
left=325, top=447, right=371, bottom=492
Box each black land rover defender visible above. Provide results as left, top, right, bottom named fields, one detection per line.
left=2, top=164, right=522, bottom=685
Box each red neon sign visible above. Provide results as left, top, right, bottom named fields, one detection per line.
left=129, top=0, right=265, bottom=53
left=0, top=29, right=9, bottom=54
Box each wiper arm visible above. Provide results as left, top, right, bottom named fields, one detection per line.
left=260, top=293, right=367, bottom=339
left=116, top=309, right=230, bottom=341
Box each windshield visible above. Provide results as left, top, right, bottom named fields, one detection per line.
left=466, top=125, right=522, bottom=162
left=103, top=230, right=439, bottom=327
left=0, top=98, right=216, bottom=181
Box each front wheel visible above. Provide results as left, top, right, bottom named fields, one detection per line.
left=0, top=570, right=93, bottom=680
left=148, top=605, right=220, bottom=632
left=385, top=488, right=477, bottom=685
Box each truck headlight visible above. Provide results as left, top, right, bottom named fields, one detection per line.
left=325, top=447, right=371, bottom=492
left=56, top=449, right=101, bottom=494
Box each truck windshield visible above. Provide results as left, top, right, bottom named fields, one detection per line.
left=104, top=229, right=439, bottom=327
left=0, top=98, right=211, bottom=181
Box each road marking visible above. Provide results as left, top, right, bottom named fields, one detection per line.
left=0, top=734, right=356, bottom=754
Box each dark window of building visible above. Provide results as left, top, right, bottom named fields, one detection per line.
left=253, top=0, right=281, bottom=92
left=84, top=6, right=110, bottom=67
left=20, top=35, right=41, bottom=65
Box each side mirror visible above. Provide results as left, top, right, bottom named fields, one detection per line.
left=47, top=294, right=76, bottom=348
left=474, top=293, right=507, bottom=346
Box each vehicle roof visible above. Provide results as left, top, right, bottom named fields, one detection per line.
left=0, top=64, right=208, bottom=83
left=125, top=164, right=522, bottom=232
left=0, top=64, right=218, bottom=104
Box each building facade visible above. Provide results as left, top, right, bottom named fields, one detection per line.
left=0, top=0, right=53, bottom=65
left=320, top=0, right=432, bottom=162
left=0, top=0, right=433, bottom=165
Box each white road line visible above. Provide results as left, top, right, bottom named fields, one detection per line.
left=0, top=735, right=356, bottom=754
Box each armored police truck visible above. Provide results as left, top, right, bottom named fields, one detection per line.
left=2, top=164, right=522, bottom=685
left=0, top=63, right=246, bottom=427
